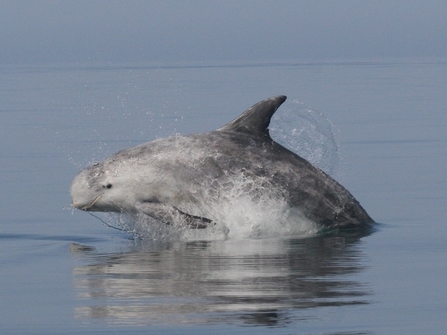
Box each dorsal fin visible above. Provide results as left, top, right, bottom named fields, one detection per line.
left=217, top=95, right=287, bottom=138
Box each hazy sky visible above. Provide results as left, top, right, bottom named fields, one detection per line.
left=1, top=0, right=446, bottom=64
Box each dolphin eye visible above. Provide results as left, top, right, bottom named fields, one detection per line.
left=103, top=183, right=113, bottom=189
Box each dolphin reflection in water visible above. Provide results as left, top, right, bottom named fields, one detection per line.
left=72, top=231, right=373, bottom=326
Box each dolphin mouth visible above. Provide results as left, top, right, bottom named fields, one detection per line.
left=73, top=194, right=103, bottom=211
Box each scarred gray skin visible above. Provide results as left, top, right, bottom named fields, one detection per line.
left=70, top=96, right=374, bottom=229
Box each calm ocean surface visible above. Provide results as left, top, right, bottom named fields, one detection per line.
left=1, top=60, right=446, bottom=334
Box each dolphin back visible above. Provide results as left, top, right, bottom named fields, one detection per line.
left=218, top=95, right=287, bottom=138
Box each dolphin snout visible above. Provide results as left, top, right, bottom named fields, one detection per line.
left=72, top=202, right=89, bottom=211
left=72, top=194, right=103, bottom=211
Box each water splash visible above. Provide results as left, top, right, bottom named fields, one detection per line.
left=93, top=210, right=318, bottom=242
left=90, top=170, right=320, bottom=242
left=270, top=99, right=341, bottom=177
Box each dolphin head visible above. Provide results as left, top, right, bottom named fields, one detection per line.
left=70, top=161, right=138, bottom=213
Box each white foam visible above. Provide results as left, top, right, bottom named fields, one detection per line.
left=96, top=172, right=320, bottom=242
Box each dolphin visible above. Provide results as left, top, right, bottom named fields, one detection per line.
left=70, top=96, right=374, bottom=230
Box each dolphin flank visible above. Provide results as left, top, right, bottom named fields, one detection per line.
left=70, top=96, right=374, bottom=230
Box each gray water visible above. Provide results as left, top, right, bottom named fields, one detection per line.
left=1, top=60, right=446, bottom=334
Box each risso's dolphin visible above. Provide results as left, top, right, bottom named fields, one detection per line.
left=70, top=96, right=374, bottom=230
